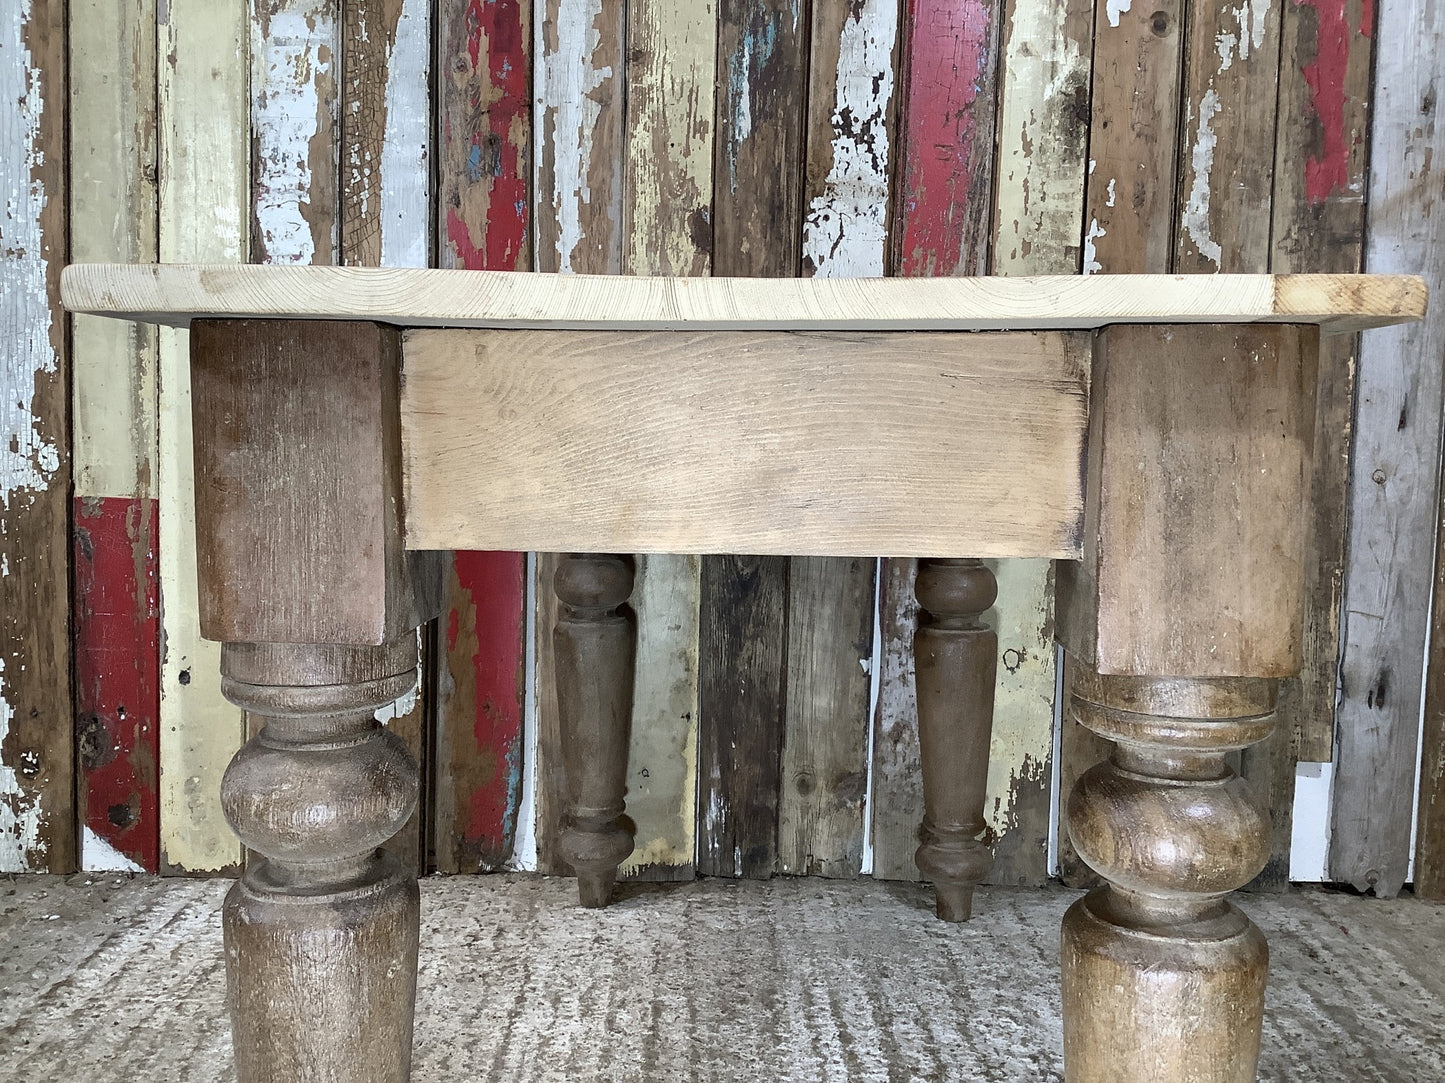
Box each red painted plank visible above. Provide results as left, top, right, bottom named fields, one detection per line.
left=893, top=0, right=999, bottom=277
left=73, top=496, right=160, bottom=871
left=434, top=0, right=530, bottom=871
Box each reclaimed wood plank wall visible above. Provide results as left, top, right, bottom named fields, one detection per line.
left=8, top=0, right=1445, bottom=903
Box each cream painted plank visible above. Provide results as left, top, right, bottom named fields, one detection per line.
left=62, top=266, right=1426, bottom=332
left=624, top=0, right=715, bottom=277
left=986, top=0, right=1092, bottom=886
left=616, top=0, right=716, bottom=881
left=69, top=0, right=158, bottom=501
left=156, top=0, right=249, bottom=874
left=1333, top=0, right=1445, bottom=898
left=401, top=328, right=1090, bottom=558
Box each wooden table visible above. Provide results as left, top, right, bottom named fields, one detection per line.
left=62, top=264, right=1425, bottom=1083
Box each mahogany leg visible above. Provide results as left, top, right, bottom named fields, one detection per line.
left=219, top=639, right=421, bottom=1083
left=554, top=553, right=636, bottom=907
left=913, top=557, right=998, bottom=921
left=1061, top=663, right=1274, bottom=1083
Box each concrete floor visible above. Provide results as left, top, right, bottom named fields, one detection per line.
left=1, top=875, right=1441, bottom=1082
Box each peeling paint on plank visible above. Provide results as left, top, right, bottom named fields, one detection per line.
left=251, top=0, right=340, bottom=264
left=536, top=0, right=624, bottom=273
left=801, top=0, right=898, bottom=278
left=440, top=0, right=531, bottom=272
left=2, top=0, right=71, bottom=873
left=893, top=0, right=999, bottom=277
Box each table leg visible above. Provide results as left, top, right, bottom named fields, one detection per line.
left=914, top=558, right=998, bottom=921
left=554, top=553, right=637, bottom=907
left=1061, top=665, right=1274, bottom=1082
left=219, top=639, right=422, bottom=1083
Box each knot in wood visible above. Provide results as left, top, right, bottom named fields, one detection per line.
left=554, top=553, right=634, bottom=612
left=914, top=559, right=997, bottom=622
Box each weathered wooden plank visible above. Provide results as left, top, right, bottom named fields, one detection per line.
left=993, top=0, right=1091, bottom=276
left=338, top=0, right=433, bottom=872
left=714, top=0, right=809, bottom=277
left=699, top=0, right=809, bottom=880
left=1174, top=0, right=1283, bottom=272
left=778, top=557, right=874, bottom=877
left=433, top=0, right=531, bottom=873
left=341, top=0, right=430, bottom=270
left=1079, top=0, right=1184, bottom=276
left=625, top=0, right=715, bottom=277
left=986, top=0, right=1092, bottom=887
left=777, top=0, right=897, bottom=879
left=434, top=553, right=525, bottom=871
left=1256, top=0, right=1374, bottom=892
left=615, top=0, right=716, bottom=882
left=1339, top=0, right=1445, bottom=898
left=535, top=0, right=625, bottom=275
left=155, top=0, right=249, bottom=874
left=892, top=0, right=1001, bottom=278
left=1, top=0, right=73, bottom=874
left=69, top=0, right=161, bottom=871
left=873, top=0, right=1003, bottom=883
left=250, top=0, right=339, bottom=265
left=801, top=0, right=899, bottom=278
left=698, top=555, right=788, bottom=878
left=439, top=0, right=531, bottom=272
left=532, top=0, right=626, bottom=875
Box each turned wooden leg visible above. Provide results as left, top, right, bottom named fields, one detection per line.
left=554, top=553, right=636, bottom=907
left=219, top=639, right=421, bottom=1083
left=913, top=557, right=997, bottom=922
left=1061, top=665, right=1275, bottom=1083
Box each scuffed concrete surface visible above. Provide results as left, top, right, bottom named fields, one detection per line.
left=1, top=875, right=1441, bottom=1081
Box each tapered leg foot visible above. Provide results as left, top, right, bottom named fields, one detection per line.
left=1062, top=664, right=1275, bottom=1083
left=913, top=558, right=998, bottom=922
left=219, top=640, right=421, bottom=1083
left=554, top=554, right=636, bottom=908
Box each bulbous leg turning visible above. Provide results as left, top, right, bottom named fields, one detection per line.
left=1061, top=664, right=1276, bottom=1083
left=554, top=554, right=637, bottom=908
left=219, top=639, right=422, bottom=1083
left=914, top=558, right=998, bottom=922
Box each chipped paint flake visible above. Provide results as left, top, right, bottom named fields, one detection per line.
left=1107, top=0, right=1132, bottom=27
left=1083, top=218, right=1106, bottom=274
left=2, top=0, right=58, bottom=872
left=802, top=0, right=898, bottom=277
left=1182, top=89, right=1224, bottom=268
